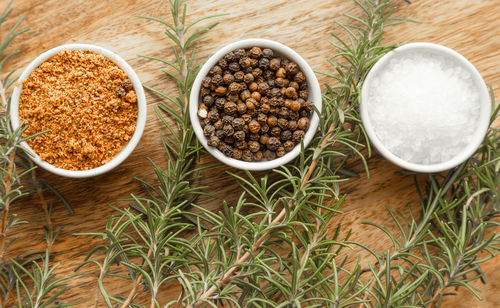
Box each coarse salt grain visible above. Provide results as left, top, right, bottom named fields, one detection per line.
left=366, top=51, right=481, bottom=165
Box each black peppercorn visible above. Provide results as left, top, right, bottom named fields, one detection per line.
left=298, top=117, right=310, bottom=130
left=224, top=102, right=237, bottom=115
left=261, top=103, right=271, bottom=114
left=267, top=115, right=278, bottom=127
left=241, top=114, right=252, bottom=123
left=227, top=93, right=239, bottom=102
left=251, top=91, right=261, bottom=101
left=284, top=140, right=295, bottom=152
left=232, top=148, right=243, bottom=159
left=232, top=118, right=245, bottom=130
left=220, top=143, right=233, bottom=157
left=276, top=67, right=286, bottom=78
left=252, top=68, right=263, bottom=78
left=215, top=86, right=227, bottom=96
left=291, top=100, right=301, bottom=112
left=203, top=125, right=215, bottom=137
left=202, top=76, right=211, bottom=88
left=285, top=87, right=298, bottom=99
left=237, top=139, right=248, bottom=148
left=223, top=124, right=234, bottom=136
left=270, top=126, right=281, bottom=137
left=262, top=48, right=273, bottom=58
left=270, top=88, right=281, bottom=97
left=218, top=58, right=228, bottom=69
left=210, top=65, right=222, bottom=76
left=269, top=58, right=281, bottom=71
left=224, top=136, right=235, bottom=144
left=200, top=87, right=210, bottom=97
left=249, top=47, right=262, bottom=58
left=201, top=118, right=211, bottom=128
left=223, top=73, right=235, bottom=85
left=212, top=74, right=223, bottom=85
left=214, top=98, right=224, bottom=110
left=258, top=58, right=270, bottom=70
left=208, top=135, right=220, bottom=147
left=249, top=82, right=258, bottom=92
left=294, top=71, right=305, bottom=83
left=228, top=62, right=240, bottom=72
left=278, top=107, right=290, bottom=119
left=250, top=58, right=259, bottom=67
left=240, top=89, right=251, bottom=101
left=237, top=102, right=247, bottom=114
left=264, top=149, right=276, bottom=160
left=248, top=117, right=262, bottom=132
left=240, top=57, right=252, bottom=69
left=224, top=51, right=236, bottom=62
left=234, top=71, right=244, bottom=82
left=285, top=62, right=299, bottom=75
left=249, top=133, right=260, bottom=141
left=246, top=98, right=257, bottom=110
left=248, top=140, right=260, bottom=152
left=242, top=149, right=252, bottom=161
left=288, top=120, right=298, bottom=131
left=289, top=111, right=299, bottom=121
left=281, top=130, right=292, bottom=141
left=234, top=48, right=246, bottom=59
left=228, top=82, right=241, bottom=94
left=260, top=123, right=270, bottom=133
left=215, top=129, right=225, bottom=139
left=267, top=137, right=280, bottom=151
left=203, top=95, right=214, bottom=106
left=258, top=82, right=269, bottom=95
left=253, top=151, right=263, bottom=161
left=214, top=119, right=223, bottom=130
left=257, top=113, right=267, bottom=123
left=234, top=130, right=245, bottom=141
left=289, top=81, right=299, bottom=90
left=244, top=73, right=254, bottom=83
left=278, top=118, right=288, bottom=130
left=260, top=134, right=269, bottom=145
left=208, top=110, right=219, bottom=122
left=303, top=101, right=314, bottom=111
left=292, top=130, right=305, bottom=142
left=222, top=115, right=234, bottom=125
left=276, top=147, right=285, bottom=157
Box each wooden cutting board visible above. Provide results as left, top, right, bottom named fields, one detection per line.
left=2, top=0, right=499, bottom=306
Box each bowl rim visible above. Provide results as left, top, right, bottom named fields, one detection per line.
left=10, top=43, right=147, bottom=178
left=360, top=42, right=491, bottom=173
left=189, top=38, right=322, bottom=171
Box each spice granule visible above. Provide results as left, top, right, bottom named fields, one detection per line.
left=19, top=50, right=138, bottom=170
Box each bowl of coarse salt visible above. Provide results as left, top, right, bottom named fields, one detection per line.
left=360, top=42, right=491, bottom=173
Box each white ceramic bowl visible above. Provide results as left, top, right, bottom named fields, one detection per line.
left=10, top=44, right=147, bottom=178
left=190, top=38, right=322, bottom=171
left=360, top=42, right=491, bottom=173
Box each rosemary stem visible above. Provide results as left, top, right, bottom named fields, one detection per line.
left=120, top=13, right=191, bottom=307
left=0, top=150, right=16, bottom=260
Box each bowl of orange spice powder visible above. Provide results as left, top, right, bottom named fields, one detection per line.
left=10, top=44, right=147, bottom=178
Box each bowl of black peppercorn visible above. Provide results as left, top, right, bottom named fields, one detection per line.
left=190, top=38, right=322, bottom=170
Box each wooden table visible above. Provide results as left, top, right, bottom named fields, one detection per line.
left=2, top=0, right=499, bottom=306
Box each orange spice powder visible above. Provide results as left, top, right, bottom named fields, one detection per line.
left=19, top=50, right=138, bottom=170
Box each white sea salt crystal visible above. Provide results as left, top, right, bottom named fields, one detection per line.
left=367, top=51, right=481, bottom=165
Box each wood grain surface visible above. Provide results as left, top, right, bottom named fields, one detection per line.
left=1, top=0, right=499, bottom=307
